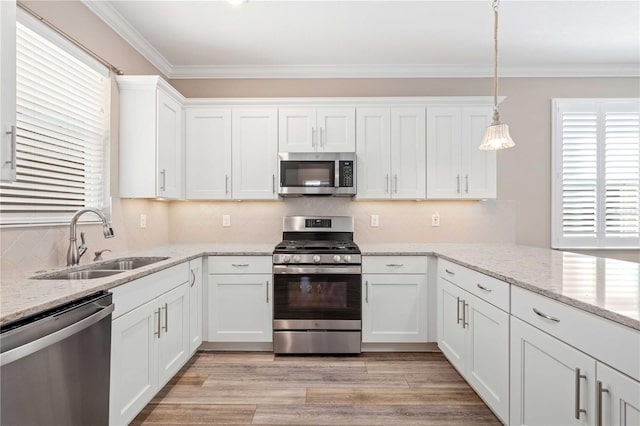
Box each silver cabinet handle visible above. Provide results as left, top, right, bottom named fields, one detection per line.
left=533, top=308, right=560, bottom=323
left=445, top=269, right=455, bottom=276
left=465, top=174, right=469, bottom=194
left=162, top=303, right=168, bottom=332
left=462, top=301, right=469, bottom=328
left=312, top=127, right=316, bottom=148
left=225, top=175, right=229, bottom=195
left=476, top=284, right=492, bottom=292
left=394, top=174, right=398, bottom=193
left=596, top=380, right=609, bottom=426
left=456, top=174, right=461, bottom=194
left=155, top=308, right=161, bottom=338
left=272, top=174, right=276, bottom=194
left=385, top=174, right=389, bottom=193
left=385, top=263, right=404, bottom=267
left=5, top=125, right=16, bottom=169
left=456, top=296, right=462, bottom=324
left=320, top=127, right=324, bottom=148
left=190, top=269, right=196, bottom=287
left=232, top=263, right=249, bottom=267
left=365, top=280, right=369, bottom=303
left=266, top=280, right=270, bottom=303
left=575, top=368, right=587, bottom=419
left=160, top=169, right=166, bottom=192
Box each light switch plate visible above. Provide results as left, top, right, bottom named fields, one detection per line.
left=139, top=214, right=147, bottom=228
left=222, top=215, right=231, bottom=227
left=432, top=212, right=440, bottom=227
left=370, top=214, right=379, bottom=227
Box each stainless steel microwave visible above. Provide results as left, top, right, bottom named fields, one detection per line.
left=278, top=152, right=356, bottom=197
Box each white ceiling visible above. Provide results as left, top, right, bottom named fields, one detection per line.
left=83, top=0, right=640, bottom=79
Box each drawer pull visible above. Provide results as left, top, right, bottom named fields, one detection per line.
left=476, top=284, right=492, bottom=292
left=385, top=264, right=404, bottom=267
left=232, top=263, right=250, bottom=267
left=445, top=269, right=455, bottom=275
left=533, top=308, right=560, bottom=323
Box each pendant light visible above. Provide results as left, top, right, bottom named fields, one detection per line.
left=479, top=0, right=515, bottom=150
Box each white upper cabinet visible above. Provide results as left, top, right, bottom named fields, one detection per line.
left=357, top=107, right=425, bottom=200
left=232, top=108, right=278, bottom=200
left=426, top=106, right=496, bottom=199
left=0, top=0, right=16, bottom=182
left=185, top=107, right=232, bottom=200
left=117, top=76, right=185, bottom=199
left=278, top=107, right=355, bottom=153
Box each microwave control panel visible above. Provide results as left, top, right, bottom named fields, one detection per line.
left=339, top=161, right=354, bottom=187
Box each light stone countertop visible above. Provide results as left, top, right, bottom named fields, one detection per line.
left=2, top=242, right=639, bottom=332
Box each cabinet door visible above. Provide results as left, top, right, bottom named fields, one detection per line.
left=185, top=108, right=231, bottom=199
left=461, top=107, right=496, bottom=199
left=436, top=278, right=466, bottom=373
left=362, top=274, right=428, bottom=343
left=464, top=293, right=509, bottom=423
left=278, top=107, right=317, bottom=153
left=189, top=258, right=203, bottom=353
left=356, top=108, right=391, bottom=199
left=110, top=299, right=159, bottom=426
left=596, top=362, right=640, bottom=426
left=232, top=108, right=278, bottom=200
left=208, top=274, right=273, bottom=342
left=317, top=107, right=356, bottom=152
left=157, top=283, right=190, bottom=387
left=511, top=317, right=596, bottom=426
left=0, top=0, right=16, bottom=182
left=391, top=108, right=426, bottom=199
left=156, top=89, right=183, bottom=199
left=426, top=107, right=462, bottom=199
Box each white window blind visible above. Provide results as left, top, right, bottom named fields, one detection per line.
left=552, top=99, right=640, bottom=249
left=0, top=17, right=110, bottom=226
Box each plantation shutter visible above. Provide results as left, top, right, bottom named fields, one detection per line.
left=0, top=17, right=110, bottom=225
left=553, top=99, right=640, bottom=249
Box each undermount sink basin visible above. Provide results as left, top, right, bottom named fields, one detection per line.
left=32, top=256, right=169, bottom=280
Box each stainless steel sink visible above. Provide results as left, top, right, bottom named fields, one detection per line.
left=32, top=256, right=169, bottom=280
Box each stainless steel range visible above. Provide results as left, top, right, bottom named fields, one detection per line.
left=272, top=216, right=361, bottom=354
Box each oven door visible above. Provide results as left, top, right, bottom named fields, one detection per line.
left=273, top=265, right=361, bottom=325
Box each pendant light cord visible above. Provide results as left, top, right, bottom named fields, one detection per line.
left=492, top=0, right=500, bottom=121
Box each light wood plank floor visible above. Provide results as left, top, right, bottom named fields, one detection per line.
left=131, top=351, right=501, bottom=425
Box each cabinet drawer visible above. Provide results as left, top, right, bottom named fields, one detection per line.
left=438, top=259, right=509, bottom=312
left=362, top=256, right=428, bottom=274
left=511, top=285, right=640, bottom=381
left=208, top=256, right=272, bottom=274
left=110, top=262, right=190, bottom=319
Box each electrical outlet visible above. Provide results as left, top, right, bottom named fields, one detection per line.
left=432, top=212, right=440, bottom=227
left=139, top=214, right=147, bottom=228
left=222, top=215, right=231, bottom=227
left=370, top=214, right=379, bottom=227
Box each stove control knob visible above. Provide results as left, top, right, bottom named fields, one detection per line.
left=282, top=255, right=291, bottom=263
left=313, top=255, right=321, bottom=263
left=344, top=255, right=352, bottom=263
left=333, top=255, right=341, bottom=263
left=292, top=255, right=301, bottom=263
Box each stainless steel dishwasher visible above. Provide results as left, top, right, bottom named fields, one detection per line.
left=1, top=291, right=114, bottom=426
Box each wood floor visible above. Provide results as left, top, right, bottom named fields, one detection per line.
left=131, top=351, right=501, bottom=425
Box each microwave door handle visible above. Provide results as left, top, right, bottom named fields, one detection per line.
left=335, top=161, right=340, bottom=188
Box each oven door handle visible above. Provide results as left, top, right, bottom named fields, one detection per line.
left=273, top=265, right=362, bottom=275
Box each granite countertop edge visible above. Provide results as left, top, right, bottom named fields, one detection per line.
left=2, top=243, right=639, bottom=332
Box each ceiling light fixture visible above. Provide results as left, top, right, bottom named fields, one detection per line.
left=479, top=0, right=515, bottom=151
left=227, top=0, right=248, bottom=5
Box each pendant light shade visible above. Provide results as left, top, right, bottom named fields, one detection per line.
left=480, top=0, right=515, bottom=151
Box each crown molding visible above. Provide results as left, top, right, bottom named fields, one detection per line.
left=80, top=0, right=173, bottom=77
left=82, top=1, right=639, bottom=80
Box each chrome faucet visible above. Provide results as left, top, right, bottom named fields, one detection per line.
left=67, top=208, right=115, bottom=266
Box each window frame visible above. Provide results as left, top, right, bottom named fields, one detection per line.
left=552, top=98, right=640, bottom=250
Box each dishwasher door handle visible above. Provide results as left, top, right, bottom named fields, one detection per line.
left=0, top=304, right=114, bottom=367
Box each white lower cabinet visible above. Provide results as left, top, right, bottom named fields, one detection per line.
left=511, top=316, right=596, bottom=426
left=596, top=362, right=640, bottom=426
left=207, top=256, right=273, bottom=343
left=188, top=258, right=203, bottom=352
left=109, top=262, right=191, bottom=426
left=362, top=256, right=428, bottom=343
